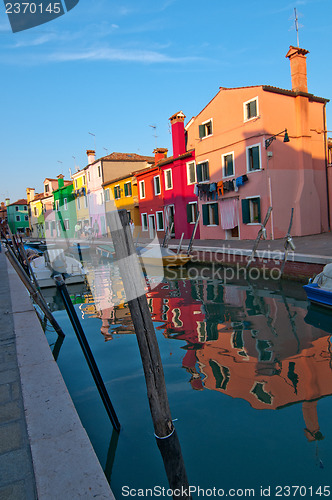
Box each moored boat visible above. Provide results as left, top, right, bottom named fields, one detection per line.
left=30, top=249, right=85, bottom=288
left=303, top=263, right=332, bottom=309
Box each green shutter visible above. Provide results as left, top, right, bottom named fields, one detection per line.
left=202, top=205, right=209, bottom=226
left=199, top=124, right=205, bottom=139
left=213, top=203, right=219, bottom=225
left=187, top=204, right=192, bottom=223
left=242, top=199, right=250, bottom=224
left=196, top=164, right=203, bottom=183
left=124, top=183, right=128, bottom=196
left=128, top=183, right=132, bottom=196
left=256, top=198, right=261, bottom=223
left=252, top=146, right=260, bottom=170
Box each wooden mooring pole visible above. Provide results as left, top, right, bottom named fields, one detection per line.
left=107, top=209, right=192, bottom=499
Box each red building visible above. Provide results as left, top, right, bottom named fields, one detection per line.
left=136, top=111, right=200, bottom=240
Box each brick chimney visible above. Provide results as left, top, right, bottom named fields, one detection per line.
left=57, top=174, right=64, bottom=189
left=153, top=148, right=168, bottom=164
left=286, top=46, right=309, bottom=93
left=169, top=111, right=186, bottom=158
left=86, top=150, right=96, bottom=165
left=26, top=188, right=35, bottom=203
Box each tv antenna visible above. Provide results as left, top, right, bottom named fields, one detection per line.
left=149, top=124, right=158, bottom=148
left=289, top=8, right=303, bottom=47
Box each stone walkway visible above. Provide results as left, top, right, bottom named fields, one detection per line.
left=0, top=252, right=37, bottom=499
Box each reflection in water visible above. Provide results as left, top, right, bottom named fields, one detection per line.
left=45, top=269, right=332, bottom=492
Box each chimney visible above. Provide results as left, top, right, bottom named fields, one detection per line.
left=286, top=46, right=309, bottom=93
left=86, top=149, right=96, bottom=165
left=153, top=148, right=168, bottom=164
left=169, top=111, right=186, bottom=158
left=57, top=174, right=64, bottom=189
left=5, top=197, right=10, bottom=206
left=26, top=188, right=35, bottom=203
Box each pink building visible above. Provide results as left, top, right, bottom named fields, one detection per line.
left=186, top=46, right=330, bottom=240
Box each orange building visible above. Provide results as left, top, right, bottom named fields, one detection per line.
left=186, top=46, right=330, bottom=240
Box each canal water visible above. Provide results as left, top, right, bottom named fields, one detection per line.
left=42, top=264, right=332, bottom=498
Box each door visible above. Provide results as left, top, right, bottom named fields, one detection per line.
left=148, top=214, right=156, bottom=239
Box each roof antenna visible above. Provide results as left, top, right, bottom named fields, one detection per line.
left=149, top=124, right=158, bottom=149
left=290, top=8, right=303, bottom=47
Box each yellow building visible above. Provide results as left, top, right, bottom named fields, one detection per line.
left=103, top=174, right=140, bottom=237
left=71, top=169, right=89, bottom=231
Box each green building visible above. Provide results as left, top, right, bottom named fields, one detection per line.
left=7, top=199, right=30, bottom=235
left=53, top=175, right=77, bottom=239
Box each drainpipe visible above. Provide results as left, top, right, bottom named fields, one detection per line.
left=323, top=103, right=331, bottom=231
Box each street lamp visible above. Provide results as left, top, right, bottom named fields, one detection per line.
left=265, top=129, right=290, bottom=149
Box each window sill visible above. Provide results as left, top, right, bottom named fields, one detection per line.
left=201, top=134, right=213, bottom=140
left=246, top=222, right=261, bottom=226
left=223, top=175, right=235, bottom=180
left=206, top=224, right=218, bottom=227
left=246, top=169, right=262, bottom=174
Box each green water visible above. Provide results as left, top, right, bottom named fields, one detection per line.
left=44, top=271, right=332, bottom=498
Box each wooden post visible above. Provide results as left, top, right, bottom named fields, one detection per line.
left=280, top=208, right=295, bottom=277
left=5, top=246, right=65, bottom=338
left=246, top=206, right=272, bottom=269
left=107, top=209, right=191, bottom=499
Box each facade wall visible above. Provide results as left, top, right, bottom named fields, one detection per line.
left=7, top=203, right=29, bottom=234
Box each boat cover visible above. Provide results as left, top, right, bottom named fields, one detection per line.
left=313, top=263, right=332, bottom=290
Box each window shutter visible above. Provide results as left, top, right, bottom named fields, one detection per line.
left=204, top=161, right=210, bottom=180
left=257, top=199, right=261, bottom=223
left=213, top=203, right=219, bottom=225
left=202, top=205, right=209, bottom=226
left=124, top=183, right=128, bottom=196
left=252, top=146, right=260, bottom=170
left=199, top=124, right=205, bottom=139
left=242, top=199, right=250, bottom=224
left=196, top=164, right=203, bottom=183
left=187, top=204, right=192, bottom=223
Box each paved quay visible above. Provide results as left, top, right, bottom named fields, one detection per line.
left=0, top=251, right=115, bottom=500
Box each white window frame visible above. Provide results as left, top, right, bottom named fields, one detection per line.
left=187, top=201, right=198, bottom=224
left=164, top=169, right=173, bottom=190
left=75, top=179, right=78, bottom=189
left=83, top=175, right=86, bottom=185
left=34, top=206, right=38, bottom=216
left=114, top=185, right=121, bottom=200
left=64, top=219, right=70, bottom=230
left=244, top=195, right=261, bottom=225
left=154, top=175, right=161, bottom=196
left=98, top=165, right=101, bottom=178
left=104, top=188, right=110, bottom=202
left=139, top=180, right=145, bottom=199
left=222, top=151, right=235, bottom=178
left=243, top=97, right=259, bottom=122
left=156, top=211, right=164, bottom=231
left=64, top=198, right=68, bottom=210
left=199, top=118, right=213, bottom=139
left=124, top=181, right=132, bottom=197
left=55, top=200, right=59, bottom=211
left=246, top=143, right=262, bottom=173
left=77, top=197, right=81, bottom=210
left=141, top=213, right=148, bottom=231
left=84, top=195, right=88, bottom=208
left=187, top=161, right=197, bottom=185
left=196, top=160, right=210, bottom=182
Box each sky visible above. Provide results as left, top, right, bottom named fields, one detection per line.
left=1, top=0, right=331, bottom=202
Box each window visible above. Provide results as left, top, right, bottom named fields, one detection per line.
left=98, top=165, right=101, bottom=178
left=34, top=207, right=37, bottom=216
left=196, top=161, right=210, bottom=182
left=114, top=185, right=121, bottom=200
left=45, top=221, right=49, bottom=230
left=222, top=152, right=234, bottom=178
left=141, top=213, right=148, bottom=231
left=104, top=189, right=110, bottom=202
left=124, top=182, right=132, bottom=197
left=16, top=215, right=20, bottom=222
left=247, top=144, right=261, bottom=172
left=139, top=180, right=145, bottom=199
left=242, top=197, right=261, bottom=224
left=77, top=197, right=81, bottom=210
left=45, top=184, right=49, bottom=193
left=199, top=119, right=213, bottom=139
left=154, top=175, right=161, bottom=195
left=55, top=200, right=59, bottom=211
left=164, top=169, right=173, bottom=190
left=202, top=203, right=219, bottom=226
left=75, top=179, right=78, bottom=189
left=83, top=175, right=86, bottom=184
left=187, top=202, right=198, bottom=224
left=64, top=198, right=68, bottom=210
left=187, top=161, right=196, bottom=185
left=100, top=192, right=103, bottom=205
left=25, top=215, right=29, bottom=221
left=64, top=219, right=70, bottom=230
left=244, top=97, right=258, bottom=121
left=88, top=171, right=90, bottom=182
left=15, top=206, right=19, bottom=212
left=24, top=206, right=27, bottom=211
left=156, top=211, right=164, bottom=231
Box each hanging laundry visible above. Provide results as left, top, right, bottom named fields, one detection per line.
left=217, top=180, right=224, bottom=196
left=242, top=174, right=249, bottom=183
left=236, top=176, right=243, bottom=187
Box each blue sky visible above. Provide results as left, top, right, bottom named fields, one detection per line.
left=1, top=0, right=331, bottom=202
